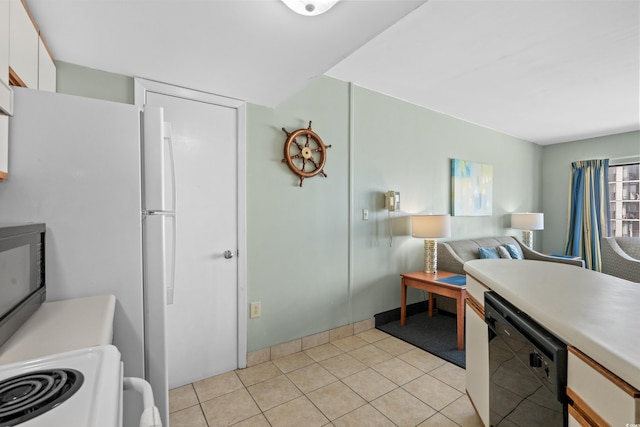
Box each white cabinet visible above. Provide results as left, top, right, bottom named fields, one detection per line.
left=9, top=0, right=39, bottom=89
left=0, top=0, right=9, bottom=180
left=0, top=115, right=7, bottom=179
left=465, top=274, right=491, bottom=427
left=38, top=37, right=55, bottom=92
left=465, top=298, right=489, bottom=426
left=2, top=0, right=56, bottom=181
left=0, top=0, right=12, bottom=115
left=0, top=0, right=8, bottom=80
left=567, top=346, right=640, bottom=426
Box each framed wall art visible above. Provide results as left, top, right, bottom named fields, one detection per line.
left=451, top=158, right=493, bottom=216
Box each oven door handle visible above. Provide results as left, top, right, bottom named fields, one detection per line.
left=123, top=377, right=162, bottom=427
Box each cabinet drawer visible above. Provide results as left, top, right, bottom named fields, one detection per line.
left=465, top=274, right=490, bottom=302
left=567, top=346, right=639, bottom=425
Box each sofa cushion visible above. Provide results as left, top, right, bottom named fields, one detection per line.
left=478, top=247, right=500, bottom=259
left=505, top=243, right=523, bottom=259
left=445, top=238, right=509, bottom=262
left=497, top=246, right=512, bottom=259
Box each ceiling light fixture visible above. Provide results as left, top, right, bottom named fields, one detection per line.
left=281, top=0, right=340, bottom=16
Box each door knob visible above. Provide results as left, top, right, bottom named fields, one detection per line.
left=223, top=250, right=234, bottom=259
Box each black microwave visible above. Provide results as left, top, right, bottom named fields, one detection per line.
left=0, top=223, right=46, bottom=347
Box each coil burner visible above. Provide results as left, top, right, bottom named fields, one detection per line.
left=0, top=369, right=84, bottom=426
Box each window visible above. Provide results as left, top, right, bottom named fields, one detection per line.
left=608, top=163, right=640, bottom=237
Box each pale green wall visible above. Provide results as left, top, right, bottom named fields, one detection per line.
left=55, top=60, right=134, bottom=104
left=349, top=86, right=543, bottom=322
left=246, top=79, right=543, bottom=351
left=541, top=131, right=640, bottom=254
left=246, top=78, right=351, bottom=351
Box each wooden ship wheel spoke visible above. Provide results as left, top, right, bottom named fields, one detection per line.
left=281, top=121, right=331, bottom=187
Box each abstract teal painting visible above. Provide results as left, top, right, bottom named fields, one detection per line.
left=451, top=159, right=493, bottom=216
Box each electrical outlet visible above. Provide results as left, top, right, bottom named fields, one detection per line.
left=250, top=302, right=261, bottom=318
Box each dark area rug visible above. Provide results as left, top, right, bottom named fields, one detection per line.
left=376, top=308, right=466, bottom=369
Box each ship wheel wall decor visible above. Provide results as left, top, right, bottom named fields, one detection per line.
left=281, top=121, right=331, bottom=187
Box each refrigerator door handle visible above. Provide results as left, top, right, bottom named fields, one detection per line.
left=164, top=122, right=177, bottom=213
left=164, top=123, right=177, bottom=305
left=144, top=210, right=173, bottom=215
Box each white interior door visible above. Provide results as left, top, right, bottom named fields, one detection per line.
left=145, top=90, right=241, bottom=388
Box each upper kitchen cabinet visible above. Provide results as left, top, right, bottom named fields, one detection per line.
left=9, top=0, right=46, bottom=90
left=38, top=37, right=55, bottom=92
left=0, top=116, right=6, bottom=180
left=2, top=0, right=56, bottom=181
left=0, top=0, right=12, bottom=115
left=8, top=0, right=56, bottom=91
left=0, top=1, right=9, bottom=180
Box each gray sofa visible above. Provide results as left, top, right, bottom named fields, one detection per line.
left=601, top=237, right=640, bottom=283
left=431, top=236, right=584, bottom=314
left=437, top=235, right=584, bottom=275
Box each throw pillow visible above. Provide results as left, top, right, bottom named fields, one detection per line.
left=505, top=244, right=523, bottom=259
left=497, top=246, right=512, bottom=259
left=478, top=247, right=500, bottom=259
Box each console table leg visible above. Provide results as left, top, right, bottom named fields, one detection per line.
left=400, top=281, right=407, bottom=326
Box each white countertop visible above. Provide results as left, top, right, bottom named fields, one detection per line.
left=464, top=259, right=640, bottom=391
left=0, top=294, right=116, bottom=365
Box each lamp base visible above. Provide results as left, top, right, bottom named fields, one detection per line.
left=522, top=230, right=533, bottom=248
left=424, top=239, right=437, bottom=273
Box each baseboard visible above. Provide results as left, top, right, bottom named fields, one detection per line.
left=245, top=317, right=376, bottom=367
left=374, top=299, right=456, bottom=327
left=375, top=300, right=427, bottom=326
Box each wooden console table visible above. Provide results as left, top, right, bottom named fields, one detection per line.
left=400, top=271, right=467, bottom=350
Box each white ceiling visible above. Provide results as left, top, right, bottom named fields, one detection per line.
left=26, top=0, right=640, bottom=145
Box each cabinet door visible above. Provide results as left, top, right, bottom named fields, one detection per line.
left=567, top=346, right=639, bottom=425
left=466, top=298, right=489, bottom=426
left=0, top=115, right=8, bottom=179
left=0, top=0, right=11, bottom=116
left=38, top=37, right=56, bottom=92
left=0, top=0, right=9, bottom=83
left=9, top=0, right=38, bottom=88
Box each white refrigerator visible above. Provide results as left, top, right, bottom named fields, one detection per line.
left=0, top=87, right=171, bottom=425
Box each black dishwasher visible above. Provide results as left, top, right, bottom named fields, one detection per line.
left=485, top=291, right=568, bottom=427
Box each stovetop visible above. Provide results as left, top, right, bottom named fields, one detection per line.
left=0, top=345, right=122, bottom=426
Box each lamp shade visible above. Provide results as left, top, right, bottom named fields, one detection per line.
left=281, top=0, right=340, bottom=15
left=511, top=213, right=544, bottom=230
left=411, top=215, right=451, bottom=239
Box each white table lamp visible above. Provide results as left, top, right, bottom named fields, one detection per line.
left=411, top=215, right=451, bottom=273
left=511, top=213, right=544, bottom=248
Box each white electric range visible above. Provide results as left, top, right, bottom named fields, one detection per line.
left=0, top=345, right=122, bottom=426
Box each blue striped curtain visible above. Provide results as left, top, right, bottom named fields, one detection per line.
left=564, top=159, right=610, bottom=271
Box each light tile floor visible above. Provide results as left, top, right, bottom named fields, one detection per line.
left=168, top=329, right=483, bottom=427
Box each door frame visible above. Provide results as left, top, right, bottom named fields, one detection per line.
left=134, top=77, right=248, bottom=369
